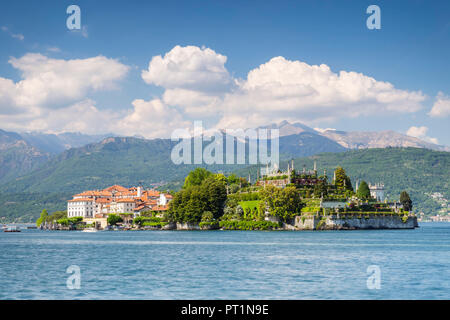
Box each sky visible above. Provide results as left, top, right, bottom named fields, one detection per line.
left=0, top=0, right=449, bottom=145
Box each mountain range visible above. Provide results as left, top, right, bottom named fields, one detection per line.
left=0, top=121, right=448, bottom=221
left=1, top=120, right=448, bottom=186
left=263, top=121, right=450, bottom=151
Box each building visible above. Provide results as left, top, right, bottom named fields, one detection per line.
left=67, top=185, right=172, bottom=219
left=369, top=183, right=385, bottom=202
left=257, top=160, right=322, bottom=188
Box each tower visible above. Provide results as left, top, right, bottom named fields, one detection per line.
left=313, top=160, right=317, bottom=172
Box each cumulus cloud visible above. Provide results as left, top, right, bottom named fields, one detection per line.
left=142, top=45, right=232, bottom=92
left=406, top=126, right=439, bottom=145
left=0, top=99, right=119, bottom=134
left=0, top=53, right=133, bottom=135
left=140, top=47, right=427, bottom=130
left=0, top=53, right=129, bottom=114
left=428, top=92, right=450, bottom=118
left=217, top=57, right=426, bottom=128
left=0, top=45, right=433, bottom=139
left=117, top=98, right=192, bottom=138
left=0, top=52, right=193, bottom=138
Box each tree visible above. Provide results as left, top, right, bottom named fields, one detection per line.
left=183, top=168, right=212, bottom=188
left=107, top=214, right=123, bottom=226
left=214, top=173, right=227, bottom=185
left=201, top=176, right=227, bottom=219
left=313, top=180, right=328, bottom=198
left=356, top=181, right=371, bottom=199
left=226, top=174, right=240, bottom=185
left=260, top=185, right=302, bottom=222
left=400, top=191, right=413, bottom=211
left=201, top=211, right=214, bottom=222
left=36, top=209, right=48, bottom=227
left=333, top=166, right=353, bottom=191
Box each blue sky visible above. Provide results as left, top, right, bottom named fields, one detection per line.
left=0, top=0, right=449, bottom=145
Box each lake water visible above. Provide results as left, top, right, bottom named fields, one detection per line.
left=0, top=222, right=449, bottom=300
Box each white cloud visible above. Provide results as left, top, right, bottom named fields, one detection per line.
left=47, top=47, right=61, bottom=53
left=0, top=99, right=118, bottom=134
left=142, top=45, right=232, bottom=92
left=11, top=33, right=24, bottom=41
left=217, top=56, right=426, bottom=128
left=0, top=45, right=434, bottom=139
left=117, top=98, right=192, bottom=138
left=406, top=126, right=439, bottom=145
left=140, top=47, right=427, bottom=130
left=314, top=127, right=337, bottom=133
left=0, top=53, right=129, bottom=113
left=1, top=26, right=24, bottom=41
left=428, top=92, right=450, bottom=118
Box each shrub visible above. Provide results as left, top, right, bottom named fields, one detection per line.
left=219, top=220, right=281, bottom=230
left=201, top=211, right=214, bottom=222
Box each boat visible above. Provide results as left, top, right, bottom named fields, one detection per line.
left=4, top=226, right=21, bottom=232
left=82, top=227, right=98, bottom=232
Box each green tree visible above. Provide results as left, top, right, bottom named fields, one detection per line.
left=313, top=180, right=328, bottom=198
left=400, top=191, right=413, bottom=211
left=260, top=185, right=302, bottom=222
left=226, top=174, right=240, bottom=185
left=36, top=209, right=48, bottom=227
left=107, top=214, right=123, bottom=226
left=184, top=188, right=205, bottom=222
left=183, top=168, right=212, bottom=188
left=333, top=166, right=353, bottom=191
left=201, top=211, right=214, bottom=222
left=133, top=216, right=145, bottom=226
left=201, top=176, right=227, bottom=219
left=356, top=181, right=371, bottom=199
left=214, top=173, right=227, bottom=185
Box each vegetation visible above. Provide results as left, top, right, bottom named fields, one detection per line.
left=333, top=166, right=353, bottom=191
left=259, top=185, right=302, bottom=222
left=235, top=148, right=450, bottom=216
left=36, top=209, right=48, bottom=227
left=36, top=209, right=68, bottom=226
left=107, top=214, right=123, bottom=226
left=356, top=181, right=371, bottom=199
left=56, top=216, right=83, bottom=226
left=169, top=171, right=227, bottom=223
left=219, top=220, right=281, bottom=230
left=3, top=147, right=445, bottom=222
left=183, top=168, right=212, bottom=188
left=400, top=191, right=413, bottom=211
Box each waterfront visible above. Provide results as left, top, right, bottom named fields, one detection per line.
left=0, top=222, right=449, bottom=299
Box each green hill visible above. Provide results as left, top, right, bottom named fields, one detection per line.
left=0, top=137, right=448, bottom=222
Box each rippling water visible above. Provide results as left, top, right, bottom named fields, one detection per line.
left=1, top=222, right=449, bottom=299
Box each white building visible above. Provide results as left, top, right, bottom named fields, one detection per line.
left=67, top=198, right=94, bottom=218
left=369, top=183, right=385, bottom=202
left=110, top=199, right=136, bottom=214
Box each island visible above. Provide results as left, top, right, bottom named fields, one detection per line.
left=37, top=162, right=418, bottom=231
